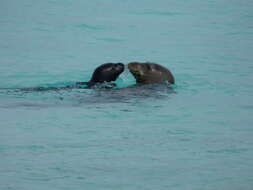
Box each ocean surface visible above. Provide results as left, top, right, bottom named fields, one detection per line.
left=1, top=0, right=253, bottom=189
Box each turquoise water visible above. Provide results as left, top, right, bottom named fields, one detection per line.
left=1, top=0, right=253, bottom=189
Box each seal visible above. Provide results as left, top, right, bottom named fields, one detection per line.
left=76, top=63, right=125, bottom=87
left=128, top=62, right=175, bottom=84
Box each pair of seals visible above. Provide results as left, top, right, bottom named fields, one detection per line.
left=4, top=62, right=173, bottom=92
left=80, top=61, right=175, bottom=87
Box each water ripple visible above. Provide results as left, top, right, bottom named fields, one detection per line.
left=129, top=10, right=182, bottom=16
left=76, top=24, right=106, bottom=31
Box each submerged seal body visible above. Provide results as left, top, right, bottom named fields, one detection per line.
left=128, top=62, right=175, bottom=84
left=77, top=63, right=124, bottom=87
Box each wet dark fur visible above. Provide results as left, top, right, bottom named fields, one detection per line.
left=128, top=62, right=175, bottom=84
left=76, top=63, right=124, bottom=87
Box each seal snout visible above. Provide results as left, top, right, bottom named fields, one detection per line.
left=116, top=62, right=124, bottom=70
left=113, top=63, right=124, bottom=74
left=128, top=62, right=143, bottom=75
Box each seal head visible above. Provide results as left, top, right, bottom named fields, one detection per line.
left=128, top=62, right=175, bottom=84
left=90, top=63, right=124, bottom=83
left=77, top=63, right=125, bottom=87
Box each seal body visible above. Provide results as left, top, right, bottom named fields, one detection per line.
left=128, top=62, right=175, bottom=84
left=77, top=63, right=125, bottom=87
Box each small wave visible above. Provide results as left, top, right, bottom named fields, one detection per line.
left=95, top=37, right=125, bottom=43
left=129, top=10, right=182, bottom=16
left=76, top=24, right=106, bottom=31
left=207, top=148, right=248, bottom=154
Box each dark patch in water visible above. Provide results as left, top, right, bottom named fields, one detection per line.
left=0, top=83, right=175, bottom=108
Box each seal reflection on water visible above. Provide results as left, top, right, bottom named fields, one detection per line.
left=128, top=62, right=175, bottom=84
left=77, top=63, right=125, bottom=87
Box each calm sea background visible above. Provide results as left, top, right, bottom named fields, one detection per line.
left=1, top=0, right=253, bottom=189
